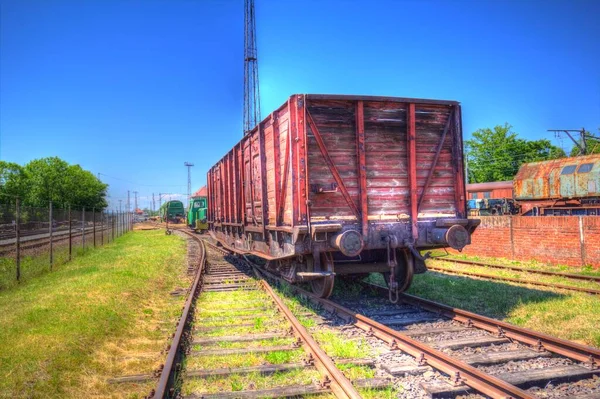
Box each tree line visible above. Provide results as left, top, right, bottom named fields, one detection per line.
left=0, top=157, right=108, bottom=210
left=466, top=124, right=600, bottom=183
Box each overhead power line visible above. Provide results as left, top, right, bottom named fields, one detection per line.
left=97, top=173, right=185, bottom=188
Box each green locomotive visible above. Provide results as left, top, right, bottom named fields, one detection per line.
left=159, top=200, right=185, bottom=223
left=187, top=197, right=208, bottom=232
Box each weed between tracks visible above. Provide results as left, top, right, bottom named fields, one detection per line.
left=268, top=282, right=399, bottom=397
left=0, top=229, right=188, bottom=398
left=184, top=287, right=308, bottom=394
left=181, top=368, right=323, bottom=395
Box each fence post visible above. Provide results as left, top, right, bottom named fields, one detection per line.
left=16, top=198, right=21, bottom=282
left=82, top=207, right=85, bottom=251
left=112, top=211, right=115, bottom=241
left=101, top=211, right=104, bottom=246
left=93, top=207, right=96, bottom=248
left=68, top=205, right=72, bottom=261
left=49, top=200, right=53, bottom=270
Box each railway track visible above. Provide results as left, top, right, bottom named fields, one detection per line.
left=150, top=231, right=389, bottom=399
left=249, top=264, right=600, bottom=398
left=0, top=227, right=110, bottom=256
left=111, top=229, right=599, bottom=398
left=427, top=259, right=600, bottom=296
left=435, top=258, right=600, bottom=283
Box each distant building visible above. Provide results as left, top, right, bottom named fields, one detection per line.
left=192, top=186, right=207, bottom=198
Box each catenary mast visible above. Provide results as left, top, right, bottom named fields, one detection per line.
left=243, top=0, right=260, bottom=135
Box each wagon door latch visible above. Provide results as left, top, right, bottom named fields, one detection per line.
left=386, top=238, right=400, bottom=304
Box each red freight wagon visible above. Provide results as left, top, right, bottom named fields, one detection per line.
left=207, top=94, right=479, bottom=299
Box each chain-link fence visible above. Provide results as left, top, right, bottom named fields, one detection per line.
left=0, top=198, right=132, bottom=289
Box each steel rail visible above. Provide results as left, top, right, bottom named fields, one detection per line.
left=427, top=265, right=600, bottom=296
left=253, top=267, right=536, bottom=399
left=362, top=281, right=600, bottom=367
left=153, top=231, right=206, bottom=399
left=436, top=258, right=600, bottom=283
left=0, top=227, right=109, bottom=249
left=259, top=280, right=361, bottom=399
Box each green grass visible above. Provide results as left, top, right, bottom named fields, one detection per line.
left=360, top=386, right=399, bottom=399
left=185, top=349, right=305, bottom=370
left=272, top=282, right=373, bottom=360
left=429, top=250, right=600, bottom=277
left=365, top=269, right=600, bottom=348
left=0, top=229, right=187, bottom=398
left=0, top=233, right=114, bottom=290
left=181, top=368, right=322, bottom=395
left=312, top=330, right=371, bottom=359
left=432, top=259, right=600, bottom=292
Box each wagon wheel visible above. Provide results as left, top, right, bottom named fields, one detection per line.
left=307, top=253, right=335, bottom=298
left=383, top=249, right=414, bottom=293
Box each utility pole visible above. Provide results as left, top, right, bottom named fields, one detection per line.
left=159, top=193, right=162, bottom=210
left=184, top=162, right=194, bottom=201
left=243, top=0, right=260, bottom=135
left=152, top=193, right=155, bottom=213
left=127, top=190, right=131, bottom=213
left=548, top=128, right=590, bottom=156
left=133, top=191, right=138, bottom=213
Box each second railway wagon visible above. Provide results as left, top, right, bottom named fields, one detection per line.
left=207, top=94, right=479, bottom=299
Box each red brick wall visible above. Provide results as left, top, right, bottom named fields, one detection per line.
left=454, top=216, right=599, bottom=268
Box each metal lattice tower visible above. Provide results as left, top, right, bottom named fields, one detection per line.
left=184, top=162, right=194, bottom=200
left=133, top=191, right=138, bottom=212
left=243, top=0, right=260, bottom=135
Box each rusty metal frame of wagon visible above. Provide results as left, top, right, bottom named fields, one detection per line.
left=207, top=94, right=475, bottom=256
left=253, top=265, right=536, bottom=399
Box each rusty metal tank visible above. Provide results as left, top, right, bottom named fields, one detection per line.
left=514, top=154, right=600, bottom=200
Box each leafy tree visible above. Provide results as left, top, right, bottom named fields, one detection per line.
left=0, top=157, right=108, bottom=209
left=466, top=123, right=565, bottom=183
left=0, top=161, right=28, bottom=200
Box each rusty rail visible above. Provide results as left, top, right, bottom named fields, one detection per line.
left=427, top=265, right=600, bottom=296
left=259, top=280, right=361, bottom=399
left=438, top=258, right=600, bottom=283
left=363, top=282, right=600, bottom=367
left=152, top=230, right=206, bottom=399
left=252, top=266, right=535, bottom=399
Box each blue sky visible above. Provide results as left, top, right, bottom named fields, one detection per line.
left=1, top=0, right=599, bottom=210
